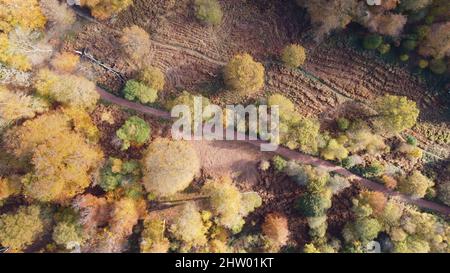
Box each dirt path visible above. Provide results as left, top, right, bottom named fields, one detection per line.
left=96, top=86, right=450, bottom=216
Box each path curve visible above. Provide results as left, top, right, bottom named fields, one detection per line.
left=97, top=86, right=450, bottom=216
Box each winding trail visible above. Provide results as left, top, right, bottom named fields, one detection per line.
left=96, top=86, right=450, bottom=216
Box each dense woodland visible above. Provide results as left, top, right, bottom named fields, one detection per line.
left=0, top=0, right=449, bottom=253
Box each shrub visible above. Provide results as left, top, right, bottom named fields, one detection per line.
left=402, top=39, right=417, bottom=51
left=141, top=139, right=200, bottom=197
left=399, top=54, right=410, bottom=62
left=223, top=53, right=265, bottom=95
left=320, top=139, right=349, bottom=161
left=202, top=177, right=262, bottom=233
left=281, top=44, right=307, bottom=68
left=170, top=202, right=207, bottom=247
left=262, top=213, right=289, bottom=251
left=327, top=175, right=351, bottom=195
left=272, top=155, right=287, bottom=172
left=377, top=43, right=391, bottom=54
left=337, top=117, right=350, bottom=131
left=123, top=80, right=158, bottom=104
left=116, top=116, right=151, bottom=150
left=194, top=0, right=223, bottom=26
left=35, top=69, right=99, bottom=109
left=398, top=171, right=434, bottom=198
left=296, top=190, right=332, bottom=217
left=374, top=95, right=419, bottom=134
left=100, top=157, right=141, bottom=192
left=363, top=34, right=383, bottom=50
left=138, top=66, right=165, bottom=91
left=429, top=59, right=447, bottom=75
left=0, top=205, right=45, bottom=251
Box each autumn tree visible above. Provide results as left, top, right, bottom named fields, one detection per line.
left=0, top=0, right=46, bottom=33
left=359, top=191, right=387, bottom=217
left=297, top=0, right=358, bottom=39
left=52, top=208, right=86, bottom=249
left=194, top=0, right=223, bottom=26
left=3, top=111, right=71, bottom=158
left=399, top=0, right=433, bottom=11
left=223, top=53, right=265, bottom=96
left=320, top=138, right=349, bottom=161
left=0, top=176, right=21, bottom=201
left=418, top=23, right=450, bottom=59
left=0, top=205, right=45, bottom=251
left=170, top=202, right=208, bottom=247
left=262, top=213, right=289, bottom=252
left=80, top=0, right=133, bottom=20
left=267, top=94, right=297, bottom=122
left=22, top=131, right=103, bottom=203
left=373, top=95, right=419, bottom=134
left=141, top=139, right=200, bottom=197
left=123, top=80, right=158, bottom=104
left=281, top=44, right=306, bottom=68
left=51, top=52, right=80, bottom=73
left=120, top=25, right=151, bottom=67
left=0, top=86, right=49, bottom=129
left=39, top=0, right=76, bottom=35
left=282, top=116, right=320, bottom=154
left=398, top=171, right=434, bottom=198
left=365, top=13, right=407, bottom=37
left=140, top=217, right=170, bottom=253
left=202, top=177, right=262, bottom=233
left=346, top=129, right=387, bottom=155
left=138, top=66, right=165, bottom=91
left=35, top=69, right=99, bottom=109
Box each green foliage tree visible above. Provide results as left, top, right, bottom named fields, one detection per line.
left=223, top=53, right=265, bottom=96
left=271, top=155, right=287, bottom=172
left=363, top=34, right=383, bottom=50
left=281, top=44, right=307, bottom=68
left=100, top=157, right=141, bottom=193
left=123, top=80, right=158, bottom=104
left=373, top=95, right=420, bottom=134
left=296, top=190, right=332, bottom=217
left=194, top=0, right=223, bottom=26
left=0, top=205, right=45, bottom=251
left=141, top=139, right=200, bottom=197
left=116, top=116, right=151, bottom=150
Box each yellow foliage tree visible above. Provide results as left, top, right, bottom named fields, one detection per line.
left=81, top=0, right=133, bottom=20
left=0, top=86, right=49, bottom=129
left=51, top=52, right=80, bottom=73
left=223, top=53, right=265, bottom=96
left=170, top=202, right=208, bottom=247
left=0, top=0, right=46, bottom=33
left=120, top=25, right=151, bottom=67
left=281, top=44, right=306, bottom=68
left=22, top=131, right=103, bottom=202
left=141, top=138, right=200, bottom=197
left=138, top=66, right=165, bottom=91
left=202, top=177, right=262, bottom=233
left=35, top=69, right=99, bottom=109
left=0, top=33, right=31, bottom=71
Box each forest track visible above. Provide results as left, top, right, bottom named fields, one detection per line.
left=96, top=86, right=450, bottom=217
